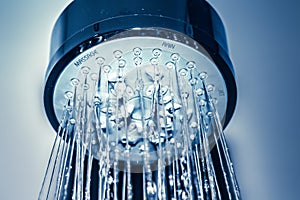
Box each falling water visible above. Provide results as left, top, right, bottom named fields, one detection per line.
left=39, top=46, right=241, bottom=200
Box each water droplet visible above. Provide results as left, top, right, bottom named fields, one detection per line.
left=181, top=191, right=189, bottom=200
left=152, top=48, right=162, bottom=57
left=190, top=134, right=195, bottom=140
left=207, top=111, right=213, bottom=117
left=170, top=138, right=175, bottom=144
left=70, top=78, right=80, bottom=86
left=91, top=138, right=97, bottom=145
left=199, top=99, right=206, bottom=106
left=83, top=83, right=90, bottom=90
left=133, top=47, right=142, bottom=56
left=189, top=77, right=198, bottom=86
left=179, top=68, right=188, bottom=76
left=81, top=66, right=91, bottom=75
left=103, top=65, right=111, bottom=73
left=113, top=50, right=123, bottom=58
left=111, top=141, right=116, bottom=147
left=118, top=59, right=126, bottom=68
left=206, top=84, right=215, bottom=92
left=181, top=91, right=189, bottom=99
left=64, top=91, right=73, bottom=99
left=146, top=181, right=157, bottom=198
left=107, top=175, right=114, bottom=184
left=134, top=57, right=142, bottom=66
left=195, top=88, right=204, bottom=96
left=190, top=121, right=197, bottom=128
left=169, top=175, right=174, bottom=186
left=186, top=61, right=196, bottom=69
left=69, top=118, right=76, bottom=124
left=199, top=72, right=208, bottom=80
left=96, top=57, right=105, bottom=66
left=166, top=61, right=175, bottom=69
left=171, top=53, right=180, bottom=62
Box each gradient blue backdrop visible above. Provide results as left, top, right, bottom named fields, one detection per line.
left=0, top=0, right=299, bottom=199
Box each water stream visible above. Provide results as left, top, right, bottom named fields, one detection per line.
left=39, top=47, right=240, bottom=200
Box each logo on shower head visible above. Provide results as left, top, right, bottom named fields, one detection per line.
left=74, top=50, right=98, bottom=67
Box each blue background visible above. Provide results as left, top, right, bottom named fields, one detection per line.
left=0, top=0, right=299, bottom=199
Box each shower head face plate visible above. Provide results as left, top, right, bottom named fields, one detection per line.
left=51, top=29, right=228, bottom=168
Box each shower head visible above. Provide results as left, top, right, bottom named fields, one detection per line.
left=41, top=1, right=241, bottom=199
left=44, top=0, right=237, bottom=134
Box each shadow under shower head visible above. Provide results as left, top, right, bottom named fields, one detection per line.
left=41, top=0, right=240, bottom=199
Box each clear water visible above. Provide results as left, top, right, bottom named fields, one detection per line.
left=39, top=47, right=241, bottom=200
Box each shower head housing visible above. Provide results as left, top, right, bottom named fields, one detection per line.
left=44, top=0, right=236, bottom=132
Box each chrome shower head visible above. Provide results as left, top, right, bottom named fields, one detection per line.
left=41, top=0, right=240, bottom=199
left=44, top=0, right=237, bottom=133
